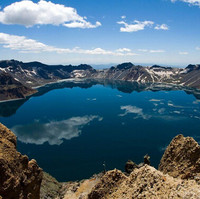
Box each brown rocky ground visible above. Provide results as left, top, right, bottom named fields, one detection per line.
left=88, top=165, right=200, bottom=199
left=0, top=123, right=43, bottom=199
left=159, top=134, right=200, bottom=180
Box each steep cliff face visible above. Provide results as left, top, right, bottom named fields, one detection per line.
left=159, top=134, right=200, bottom=179
left=0, top=123, right=43, bottom=199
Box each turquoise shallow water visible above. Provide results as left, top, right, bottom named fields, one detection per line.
left=0, top=80, right=200, bottom=181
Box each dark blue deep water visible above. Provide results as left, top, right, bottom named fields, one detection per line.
left=0, top=80, right=200, bottom=181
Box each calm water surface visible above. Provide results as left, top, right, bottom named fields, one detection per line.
left=0, top=80, right=200, bottom=181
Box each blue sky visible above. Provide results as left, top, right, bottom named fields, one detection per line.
left=0, top=0, right=200, bottom=66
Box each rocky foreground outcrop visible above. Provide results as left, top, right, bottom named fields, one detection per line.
left=0, top=123, right=43, bottom=199
left=88, top=166, right=200, bottom=199
left=159, top=134, right=200, bottom=180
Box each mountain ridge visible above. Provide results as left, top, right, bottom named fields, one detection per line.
left=1, top=60, right=200, bottom=101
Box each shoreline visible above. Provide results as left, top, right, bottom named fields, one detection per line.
left=0, top=78, right=85, bottom=103
left=1, top=78, right=200, bottom=103
left=32, top=78, right=85, bottom=89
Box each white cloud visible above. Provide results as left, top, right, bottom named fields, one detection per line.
left=154, top=24, right=169, bottom=30
left=119, top=105, right=150, bottom=120
left=12, top=115, right=103, bottom=145
left=63, top=21, right=101, bottom=29
left=116, top=48, right=131, bottom=52
left=0, top=32, right=139, bottom=56
left=196, top=47, right=200, bottom=50
left=179, top=51, right=189, bottom=55
left=0, top=0, right=101, bottom=28
left=117, top=20, right=154, bottom=32
left=121, top=16, right=126, bottom=19
left=171, top=0, right=200, bottom=7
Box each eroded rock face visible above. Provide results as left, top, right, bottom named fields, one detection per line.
left=88, top=169, right=127, bottom=199
left=0, top=123, right=43, bottom=199
left=159, top=134, right=200, bottom=179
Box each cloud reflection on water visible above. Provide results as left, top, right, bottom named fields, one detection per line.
left=12, top=115, right=103, bottom=145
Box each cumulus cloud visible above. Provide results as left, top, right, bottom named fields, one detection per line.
left=117, top=20, right=169, bottom=32
left=12, top=115, right=103, bottom=145
left=0, top=32, right=63, bottom=53
left=0, top=32, right=139, bottom=56
left=119, top=105, right=150, bottom=120
left=179, top=51, right=189, bottom=55
left=154, top=24, right=169, bottom=30
left=171, top=0, right=200, bottom=7
left=0, top=0, right=101, bottom=28
left=117, top=20, right=154, bottom=32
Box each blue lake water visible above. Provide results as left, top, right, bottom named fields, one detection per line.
left=0, top=80, right=200, bottom=181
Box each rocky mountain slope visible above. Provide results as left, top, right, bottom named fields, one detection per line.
left=0, top=72, right=36, bottom=101
left=0, top=123, right=43, bottom=199
left=1, top=60, right=200, bottom=101
left=90, top=62, right=200, bottom=89
left=1, top=60, right=200, bottom=89
left=0, top=60, right=96, bottom=87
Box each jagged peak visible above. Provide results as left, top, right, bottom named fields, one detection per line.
left=110, top=62, right=134, bottom=70
left=186, top=64, right=200, bottom=71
